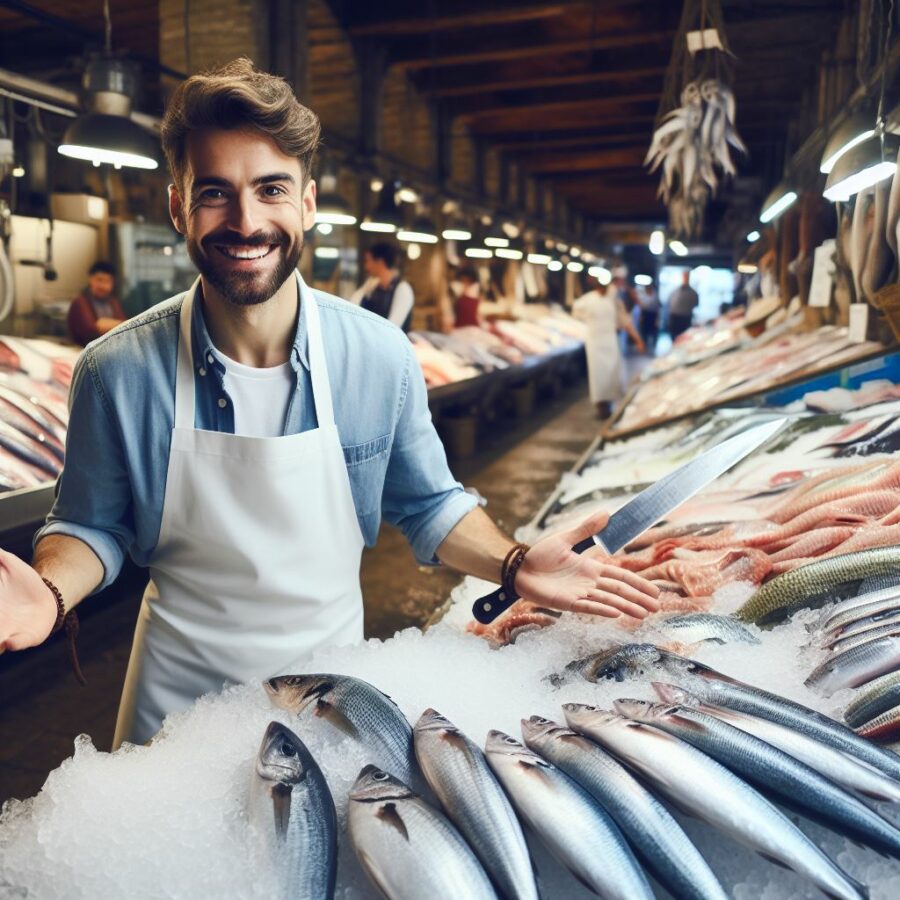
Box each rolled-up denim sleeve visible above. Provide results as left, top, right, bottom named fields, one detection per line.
left=33, top=349, right=134, bottom=592
left=381, top=341, right=477, bottom=565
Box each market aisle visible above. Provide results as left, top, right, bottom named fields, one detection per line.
left=0, top=381, right=603, bottom=805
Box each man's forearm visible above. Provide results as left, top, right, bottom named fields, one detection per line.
left=435, top=506, right=515, bottom=583
left=32, top=534, right=106, bottom=611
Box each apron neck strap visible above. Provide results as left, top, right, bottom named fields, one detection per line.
left=174, top=272, right=336, bottom=429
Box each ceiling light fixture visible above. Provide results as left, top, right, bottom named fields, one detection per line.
left=820, top=111, right=876, bottom=174
left=668, top=240, right=689, bottom=256
left=58, top=2, right=158, bottom=170
left=823, top=133, right=900, bottom=202
left=649, top=229, right=665, bottom=255
left=746, top=230, right=761, bottom=242
left=759, top=184, right=797, bottom=223
left=465, top=247, right=493, bottom=259
left=360, top=182, right=402, bottom=233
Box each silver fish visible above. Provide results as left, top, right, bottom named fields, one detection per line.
left=736, top=548, right=900, bottom=624
left=347, top=765, right=496, bottom=900
left=859, top=572, right=900, bottom=594
left=564, top=705, right=867, bottom=900
left=826, top=608, right=900, bottom=646
left=844, top=671, right=900, bottom=729
left=265, top=674, right=415, bottom=784
left=828, top=620, right=900, bottom=654
left=616, top=698, right=900, bottom=856
left=821, top=587, right=900, bottom=634
left=654, top=682, right=900, bottom=803
left=521, top=716, right=727, bottom=900
left=570, top=643, right=900, bottom=781
left=484, top=730, right=653, bottom=900
left=252, top=722, right=337, bottom=900
left=806, top=635, right=900, bottom=696
left=413, top=710, right=537, bottom=900
left=649, top=612, right=759, bottom=645
left=856, top=704, right=900, bottom=743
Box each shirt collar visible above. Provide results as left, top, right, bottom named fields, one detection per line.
left=189, top=270, right=310, bottom=374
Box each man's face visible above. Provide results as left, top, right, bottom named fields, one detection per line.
left=88, top=272, right=114, bottom=298
left=363, top=251, right=383, bottom=278
left=169, top=128, right=316, bottom=307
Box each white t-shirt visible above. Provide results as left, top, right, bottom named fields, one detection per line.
left=210, top=348, right=294, bottom=437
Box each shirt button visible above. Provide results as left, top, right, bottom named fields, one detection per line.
left=218, top=398, right=227, bottom=408
left=198, top=367, right=206, bottom=377
left=207, top=353, right=214, bottom=364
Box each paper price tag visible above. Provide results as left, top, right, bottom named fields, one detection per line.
left=687, top=28, right=724, bottom=54
left=808, top=240, right=836, bottom=308
left=849, top=304, right=870, bottom=343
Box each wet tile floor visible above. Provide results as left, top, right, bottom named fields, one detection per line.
left=0, top=382, right=603, bottom=805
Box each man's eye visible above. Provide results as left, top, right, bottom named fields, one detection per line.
left=200, top=189, right=226, bottom=201
left=262, top=185, right=285, bottom=197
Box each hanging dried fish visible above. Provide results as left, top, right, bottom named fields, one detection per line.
left=645, top=78, right=745, bottom=239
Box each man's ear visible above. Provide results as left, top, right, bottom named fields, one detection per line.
left=302, top=179, right=317, bottom=232
left=169, top=184, right=186, bottom=235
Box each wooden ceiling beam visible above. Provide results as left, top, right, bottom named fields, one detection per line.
left=349, top=4, right=572, bottom=37
left=394, top=30, right=673, bottom=72
left=393, top=13, right=837, bottom=72
left=459, top=92, right=659, bottom=125
left=423, top=65, right=666, bottom=98
left=521, top=147, right=648, bottom=173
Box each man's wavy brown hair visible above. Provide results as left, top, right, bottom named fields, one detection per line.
left=161, top=58, right=320, bottom=192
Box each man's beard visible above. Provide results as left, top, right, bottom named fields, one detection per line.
left=186, top=228, right=303, bottom=307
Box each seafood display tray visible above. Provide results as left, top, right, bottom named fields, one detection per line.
left=604, top=340, right=895, bottom=441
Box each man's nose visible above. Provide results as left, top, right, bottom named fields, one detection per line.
left=226, top=192, right=258, bottom=235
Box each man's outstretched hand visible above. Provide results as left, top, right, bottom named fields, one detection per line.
left=0, top=549, right=57, bottom=653
left=514, top=512, right=661, bottom=619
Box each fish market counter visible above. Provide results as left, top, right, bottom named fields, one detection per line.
left=604, top=326, right=895, bottom=440
left=5, top=346, right=900, bottom=898
left=426, top=340, right=585, bottom=416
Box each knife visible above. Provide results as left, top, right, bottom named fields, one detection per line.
left=471, top=416, right=788, bottom=624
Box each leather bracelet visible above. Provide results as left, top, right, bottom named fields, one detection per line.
left=42, top=577, right=87, bottom=686
left=501, top=543, right=530, bottom=601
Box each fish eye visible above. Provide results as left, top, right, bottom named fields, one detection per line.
left=280, top=741, right=296, bottom=756
left=372, top=771, right=389, bottom=781
left=504, top=737, right=518, bottom=745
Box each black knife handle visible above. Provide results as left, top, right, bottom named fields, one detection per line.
left=471, top=537, right=597, bottom=624
left=472, top=584, right=518, bottom=624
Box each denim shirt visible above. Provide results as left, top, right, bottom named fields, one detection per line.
left=36, top=276, right=476, bottom=592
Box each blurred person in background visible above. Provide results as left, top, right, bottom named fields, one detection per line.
left=666, top=269, right=699, bottom=341
left=453, top=265, right=482, bottom=328
left=67, top=261, right=127, bottom=346
left=574, top=275, right=644, bottom=419
left=351, top=242, right=414, bottom=332
left=637, top=282, right=660, bottom=350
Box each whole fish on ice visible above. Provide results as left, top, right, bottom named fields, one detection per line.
left=265, top=674, right=416, bottom=785
left=252, top=722, right=337, bottom=900
left=413, top=709, right=537, bottom=900
left=564, top=705, right=867, bottom=900
left=484, top=730, right=654, bottom=900
left=347, top=765, right=496, bottom=900
left=521, top=715, right=727, bottom=900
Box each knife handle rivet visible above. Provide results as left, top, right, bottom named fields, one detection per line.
left=498, top=592, right=506, bottom=601
left=483, top=602, right=492, bottom=612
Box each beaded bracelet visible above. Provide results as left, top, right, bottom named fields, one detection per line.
left=42, top=577, right=87, bottom=686
left=501, top=543, right=530, bottom=601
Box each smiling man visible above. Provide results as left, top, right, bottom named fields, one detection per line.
left=0, top=59, right=658, bottom=746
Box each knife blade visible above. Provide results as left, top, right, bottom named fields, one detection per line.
left=471, top=416, right=788, bottom=625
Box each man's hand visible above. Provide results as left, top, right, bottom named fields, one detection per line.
left=514, top=512, right=660, bottom=619
left=0, top=549, right=58, bottom=652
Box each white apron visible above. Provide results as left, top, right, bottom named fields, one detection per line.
left=573, top=289, right=627, bottom=403
left=113, top=273, right=364, bottom=747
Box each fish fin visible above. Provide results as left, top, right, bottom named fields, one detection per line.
left=271, top=782, right=291, bottom=838
left=315, top=699, right=360, bottom=739
left=376, top=801, right=410, bottom=841
left=756, top=852, right=794, bottom=870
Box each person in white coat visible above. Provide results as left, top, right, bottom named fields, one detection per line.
left=0, top=60, right=659, bottom=747
left=574, top=276, right=645, bottom=419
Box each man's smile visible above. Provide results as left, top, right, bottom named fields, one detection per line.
left=214, top=244, right=278, bottom=263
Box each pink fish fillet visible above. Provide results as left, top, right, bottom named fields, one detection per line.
left=745, top=491, right=900, bottom=550
left=767, top=526, right=859, bottom=563
left=767, top=462, right=900, bottom=524
left=769, top=521, right=900, bottom=574
left=467, top=600, right=559, bottom=646
left=638, top=549, right=772, bottom=597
